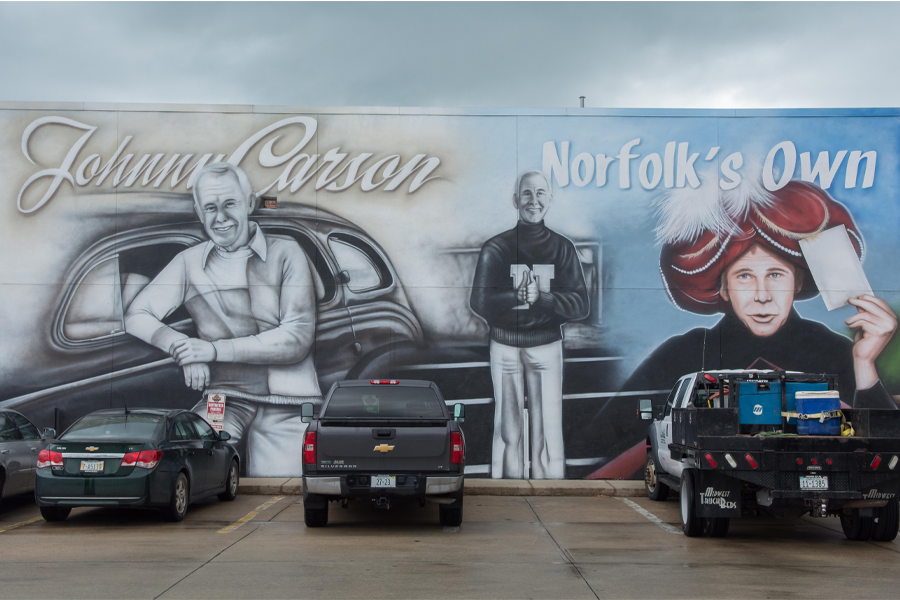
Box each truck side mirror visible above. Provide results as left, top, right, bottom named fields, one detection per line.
left=639, top=399, right=653, bottom=420
left=452, top=403, right=466, bottom=423
left=301, top=402, right=315, bottom=423
left=43, top=427, right=57, bottom=439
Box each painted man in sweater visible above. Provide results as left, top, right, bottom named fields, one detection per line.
left=125, top=162, right=321, bottom=477
left=470, top=170, right=590, bottom=479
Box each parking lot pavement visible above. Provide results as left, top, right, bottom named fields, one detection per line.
left=0, top=493, right=897, bottom=599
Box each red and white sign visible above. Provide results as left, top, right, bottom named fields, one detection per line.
left=206, top=393, right=226, bottom=423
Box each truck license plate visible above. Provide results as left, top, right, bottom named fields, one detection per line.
left=799, top=475, right=828, bottom=491
left=80, top=460, right=104, bottom=473
left=371, top=475, right=396, bottom=488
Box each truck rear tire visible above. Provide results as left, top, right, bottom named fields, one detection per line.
left=439, top=503, right=463, bottom=527
left=705, top=517, right=730, bottom=537
left=645, top=452, right=669, bottom=501
left=304, top=506, right=329, bottom=528
left=840, top=508, right=875, bottom=541
left=680, top=470, right=703, bottom=537
left=872, top=499, right=899, bottom=542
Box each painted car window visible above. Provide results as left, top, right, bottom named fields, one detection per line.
left=62, top=242, right=191, bottom=343
left=187, top=413, right=218, bottom=442
left=0, top=414, right=23, bottom=441
left=63, top=257, right=125, bottom=341
left=328, top=235, right=384, bottom=293
left=7, top=412, right=40, bottom=440
left=62, top=414, right=164, bottom=441
left=171, top=415, right=199, bottom=441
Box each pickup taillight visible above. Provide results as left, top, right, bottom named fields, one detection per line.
left=450, top=431, right=464, bottom=465
left=303, top=432, right=317, bottom=465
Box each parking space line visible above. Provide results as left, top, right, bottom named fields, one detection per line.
left=0, top=516, right=43, bottom=534
left=218, top=496, right=284, bottom=534
left=618, top=497, right=682, bottom=535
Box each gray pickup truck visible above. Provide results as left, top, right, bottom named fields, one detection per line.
left=300, top=379, right=466, bottom=527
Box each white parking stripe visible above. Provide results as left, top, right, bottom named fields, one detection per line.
left=618, top=497, right=682, bottom=535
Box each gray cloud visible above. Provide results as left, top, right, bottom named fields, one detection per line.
left=1, top=2, right=898, bottom=108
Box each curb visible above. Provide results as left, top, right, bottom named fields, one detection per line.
left=237, top=478, right=646, bottom=497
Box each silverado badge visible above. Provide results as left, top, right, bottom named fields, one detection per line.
left=86, top=446, right=99, bottom=451
left=373, top=444, right=395, bottom=453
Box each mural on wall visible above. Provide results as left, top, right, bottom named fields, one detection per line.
left=1, top=107, right=898, bottom=479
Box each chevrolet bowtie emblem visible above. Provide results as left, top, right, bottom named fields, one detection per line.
left=86, top=446, right=99, bottom=451
left=373, top=444, right=395, bottom=453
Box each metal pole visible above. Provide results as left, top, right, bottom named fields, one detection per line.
left=579, top=96, right=585, bottom=108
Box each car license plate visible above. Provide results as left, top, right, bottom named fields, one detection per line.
left=80, top=460, right=104, bottom=473
left=371, top=475, right=396, bottom=488
left=799, top=475, right=828, bottom=491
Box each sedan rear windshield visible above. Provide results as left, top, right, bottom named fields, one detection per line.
left=62, top=414, right=165, bottom=441
left=323, top=387, right=446, bottom=419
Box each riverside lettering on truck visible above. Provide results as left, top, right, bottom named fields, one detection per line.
left=300, top=379, right=466, bottom=528
left=640, top=370, right=900, bottom=541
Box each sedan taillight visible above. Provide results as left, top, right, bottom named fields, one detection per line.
left=37, top=450, right=62, bottom=469
left=303, top=432, right=317, bottom=465
left=121, top=450, right=162, bottom=469
left=450, top=431, right=465, bottom=465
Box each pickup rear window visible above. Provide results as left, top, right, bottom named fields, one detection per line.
left=323, top=387, right=446, bottom=419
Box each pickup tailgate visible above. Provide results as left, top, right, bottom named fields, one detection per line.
left=317, top=421, right=450, bottom=471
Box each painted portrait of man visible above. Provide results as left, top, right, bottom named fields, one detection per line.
left=470, top=170, right=590, bottom=479
left=590, top=179, right=898, bottom=479
left=124, top=162, right=322, bottom=477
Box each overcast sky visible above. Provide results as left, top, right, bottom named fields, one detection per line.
left=2, top=1, right=899, bottom=109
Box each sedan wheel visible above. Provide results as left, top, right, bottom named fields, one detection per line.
left=162, top=473, right=190, bottom=522
left=218, top=460, right=239, bottom=502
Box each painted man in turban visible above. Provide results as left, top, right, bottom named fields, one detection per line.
left=589, top=180, right=896, bottom=479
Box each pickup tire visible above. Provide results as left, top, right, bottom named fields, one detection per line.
left=304, top=506, right=329, bottom=528
left=680, top=470, right=704, bottom=537
left=644, top=452, right=669, bottom=501
left=840, top=508, right=875, bottom=541
left=705, top=517, right=730, bottom=537
left=439, top=503, right=463, bottom=527
left=871, top=499, right=899, bottom=542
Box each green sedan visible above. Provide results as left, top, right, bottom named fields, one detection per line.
left=35, top=408, right=239, bottom=522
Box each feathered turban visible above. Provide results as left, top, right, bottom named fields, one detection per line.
left=656, top=179, right=865, bottom=315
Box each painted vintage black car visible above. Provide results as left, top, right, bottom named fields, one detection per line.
left=35, top=408, right=238, bottom=522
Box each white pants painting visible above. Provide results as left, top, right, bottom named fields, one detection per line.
left=192, top=393, right=318, bottom=477
left=489, top=339, right=565, bottom=479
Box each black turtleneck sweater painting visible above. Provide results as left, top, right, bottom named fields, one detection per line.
left=470, top=221, right=590, bottom=345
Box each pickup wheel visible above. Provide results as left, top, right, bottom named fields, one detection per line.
left=705, top=517, right=730, bottom=537
left=645, top=452, right=669, bottom=501
left=439, top=503, right=463, bottom=527
left=840, top=508, right=875, bottom=541
left=871, top=499, right=899, bottom=542
left=680, top=470, right=703, bottom=537
left=304, top=506, right=329, bottom=528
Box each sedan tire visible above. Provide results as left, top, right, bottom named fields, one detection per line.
left=40, top=506, right=71, bottom=522
left=218, top=460, right=239, bottom=502
left=162, top=473, right=190, bottom=522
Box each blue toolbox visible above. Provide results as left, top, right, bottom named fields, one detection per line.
left=795, top=391, right=842, bottom=435
left=738, top=381, right=783, bottom=426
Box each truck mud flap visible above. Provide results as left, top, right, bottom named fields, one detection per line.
left=695, top=470, right=741, bottom=518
